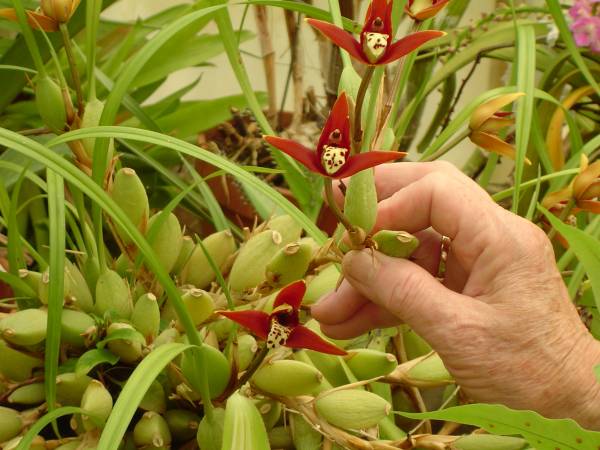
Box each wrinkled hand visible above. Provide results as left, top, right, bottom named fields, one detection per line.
left=312, top=162, right=600, bottom=429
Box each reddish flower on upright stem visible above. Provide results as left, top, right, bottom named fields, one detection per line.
left=307, top=0, right=444, bottom=65
left=264, top=92, right=403, bottom=178
left=218, top=281, right=347, bottom=356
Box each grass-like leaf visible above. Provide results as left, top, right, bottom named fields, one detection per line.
left=541, top=206, right=600, bottom=310
left=51, top=126, right=326, bottom=243
left=75, top=348, right=120, bottom=376
left=97, top=343, right=192, bottom=450
left=396, top=403, right=600, bottom=449
left=512, top=25, right=536, bottom=213
left=44, top=169, right=65, bottom=426
left=16, top=407, right=85, bottom=450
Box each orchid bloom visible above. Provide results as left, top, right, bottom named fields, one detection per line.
left=218, top=280, right=346, bottom=356
left=569, top=0, right=600, bottom=53
left=405, top=0, right=451, bottom=21
left=264, top=92, right=403, bottom=178
left=307, top=0, right=444, bottom=65
left=0, top=8, right=58, bottom=31
left=543, top=154, right=600, bottom=215
left=469, top=92, right=531, bottom=165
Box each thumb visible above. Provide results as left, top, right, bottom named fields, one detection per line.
left=342, top=249, right=478, bottom=339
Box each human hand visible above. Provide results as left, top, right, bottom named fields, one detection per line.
left=312, top=161, right=600, bottom=429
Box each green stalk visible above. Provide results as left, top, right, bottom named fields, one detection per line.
left=419, top=129, right=470, bottom=162
left=327, top=0, right=351, bottom=69
left=236, top=345, right=269, bottom=389
left=353, top=66, right=376, bottom=151
left=85, top=0, right=103, bottom=100
left=10, top=0, right=46, bottom=76
left=547, top=197, right=576, bottom=241
left=477, top=153, right=498, bottom=189
left=324, top=179, right=356, bottom=234
left=59, top=24, right=84, bottom=115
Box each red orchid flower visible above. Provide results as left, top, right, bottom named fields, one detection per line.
left=405, top=0, right=451, bottom=21
left=218, top=280, right=346, bottom=356
left=264, top=92, right=404, bottom=178
left=307, top=0, right=444, bottom=65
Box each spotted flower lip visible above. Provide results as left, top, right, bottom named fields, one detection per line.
left=264, top=92, right=405, bottom=179
left=306, top=0, right=445, bottom=65
left=217, top=280, right=347, bottom=356
left=405, top=0, right=451, bottom=21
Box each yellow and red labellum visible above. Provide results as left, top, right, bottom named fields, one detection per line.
left=321, top=145, right=349, bottom=175
left=266, top=319, right=293, bottom=349
left=363, top=32, right=390, bottom=63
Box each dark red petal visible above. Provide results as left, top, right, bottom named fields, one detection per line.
left=273, top=280, right=307, bottom=311
left=285, top=325, right=347, bottom=355
left=218, top=310, right=270, bottom=340
left=378, top=30, right=445, bottom=64
left=264, top=135, right=324, bottom=175
left=317, top=92, right=351, bottom=157
left=306, top=19, right=367, bottom=63
left=334, top=151, right=406, bottom=179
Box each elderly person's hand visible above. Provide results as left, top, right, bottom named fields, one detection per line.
left=312, top=161, right=600, bottom=430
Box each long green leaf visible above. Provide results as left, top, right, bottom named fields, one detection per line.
left=397, top=403, right=600, bottom=449
left=512, top=25, right=536, bottom=213
left=51, top=126, right=326, bottom=243
left=98, top=343, right=192, bottom=449
left=44, top=170, right=65, bottom=424
left=541, top=206, right=600, bottom=310
left=0, top=128, right=201, bottom=361
left=16, top=407, right=85, bottom=450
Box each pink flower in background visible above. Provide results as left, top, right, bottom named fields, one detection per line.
left=569, top=0, right=600, bottom=53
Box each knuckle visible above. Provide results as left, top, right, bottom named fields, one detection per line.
left=384, top=269, right=425, bottom=319
left=430, top=160, right=458, bottom=174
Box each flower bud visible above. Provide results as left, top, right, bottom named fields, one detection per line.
left=266, top=242, right=312, bottom=287
left=35, top=75, right=67, bottom=133
left=229, top=230, right=284, bottom=292
left=171, top=236, right=194, bottom=275
left=80, top=379, right=113, bottom=431
left=0, top=406, right=23, bottom=443
left=344, top=349, right=397, bottom=380
left=139, top=380, right=166, bottom=414
left=405, top=0, right=450, bottom=21
left=64, top=259, right=94, bottom=313
left=252, top=360, right=324, bottom=396
left=80, top=97, right=104, bottom=159
left=290, top=413, right=322, bottom=450
left=387, top=352, right=453, bottom=388
left=179, top=288, right=214, bottom=327
left=315, top=389, right=391, bottom=430
left=372, top=230, right=420, bottom=259
left=304, top=264, right=340, bottom=305
left=267, top=215, right=303, bottom=244
left=0, top=339, right=43, bottom=381
left=60, top=308, right=96, bottom=348
left=7, top=383, right=45, bottom=405
left=180, top=344, right=231, bottom=399
left=56, top=372, right=92, bottom=406
left=235, top=333, right=258, bottom=372
left=165, top=409, right=199, bottom=442
left=180, top=230, right=236, bottom=288
left=268, top=426, right=293, bottom=449
left=41, top=0, right=81, bottom=23
left=38, top=266, right=71, bottom=305
left=253, top=397, right=282, bottom=430
left=106, top=322, right=143, bottom=364
left=133, top=411, right=172, bottom=449
left=147, top=212, right=183, bottom=274
left=131, top=293, right=160, bottom=342
left=0, top=308, right=47, bottom=347
left=197, top=407, right=225, bottom=450
left=153, top=326, right=180, bottom=349
left=95, top=269, right=133, bottom=320
left=221, top=392, right=270, bottom=450
left=110, top=168, right=150, bottom=245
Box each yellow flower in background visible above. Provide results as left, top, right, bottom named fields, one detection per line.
left=41, top=0, right=81, bottom=23
left=469, top=92, right=531, bottom=164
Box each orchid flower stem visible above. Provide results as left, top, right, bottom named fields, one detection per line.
left=59, top=24, right=84, bottom=117
left=325, top=179, right=365, bottom=248
left=237, top=344, right=270, bottom=389
left=547, top=197, right=576, bottom=241
left=353, top=65, right=376, bottom=151
left=420, top=129, right=470, bottom=162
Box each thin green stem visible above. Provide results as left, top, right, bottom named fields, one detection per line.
left=328, top=0, right=351, bottom=69
left=353, top=66, right=376, bottom=151
left=419, top=129, right=470, bottom=162
left=547, top=197, right=576, bottom=241
left=11, top=0, right=46, bottom=76
left=325, top=178, right=355, bottom=233
left=59, top=24, right=84, bottom=116
left=237, top=345, right=269, bottom=388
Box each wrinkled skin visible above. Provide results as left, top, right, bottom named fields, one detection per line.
left=312, top=162, right=600, bottom=430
